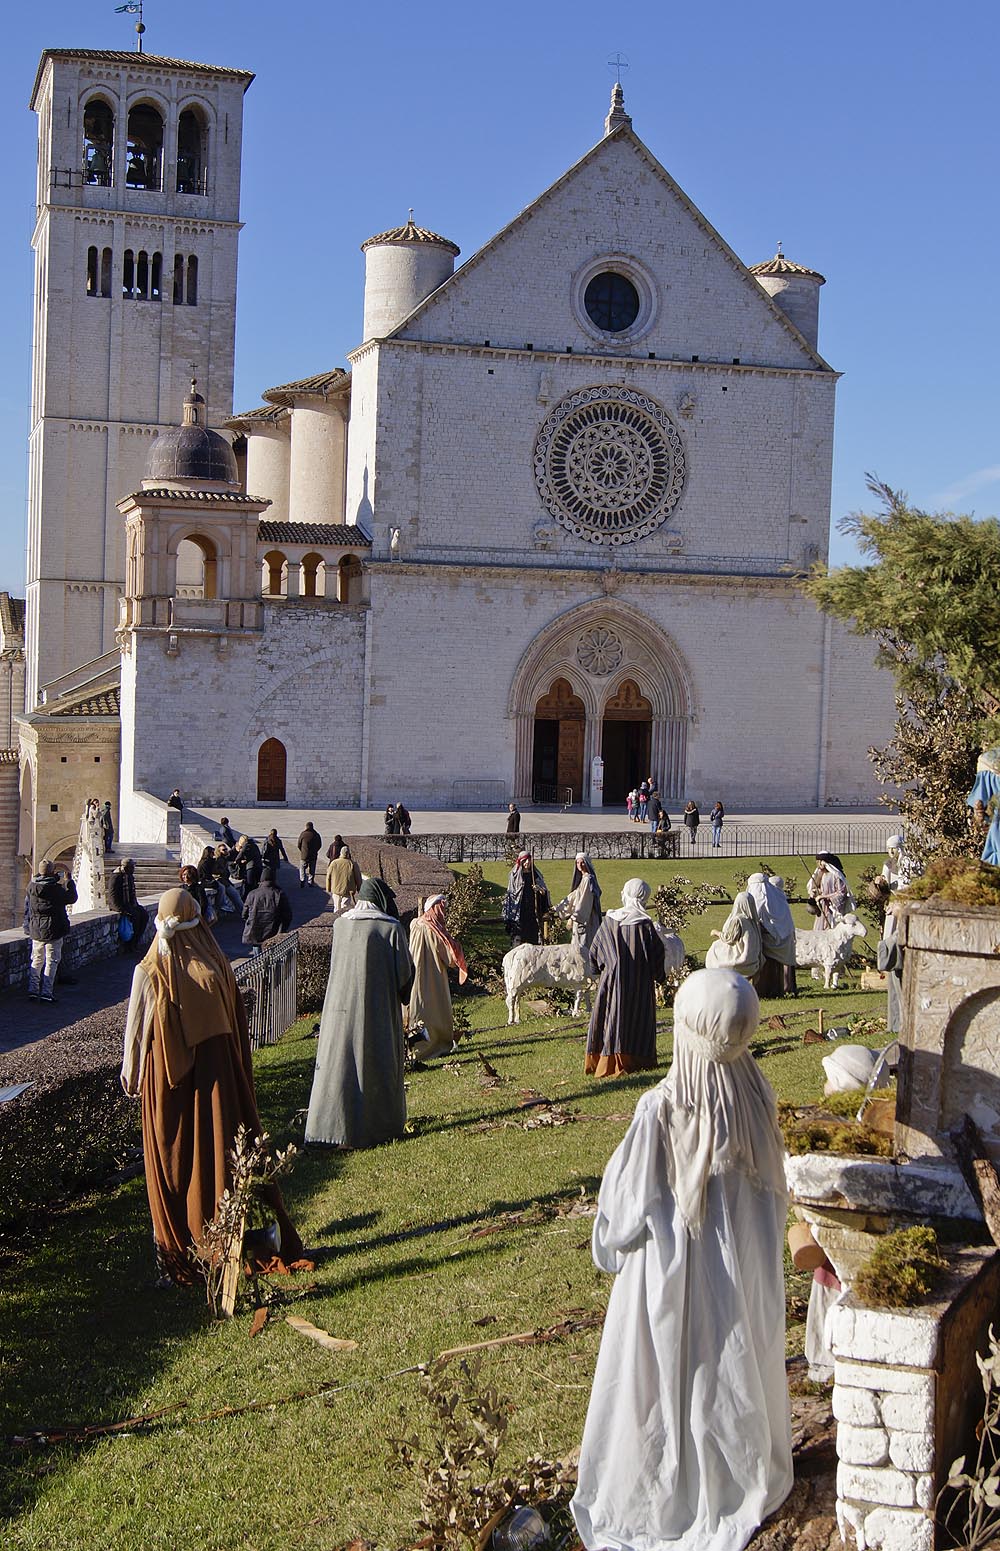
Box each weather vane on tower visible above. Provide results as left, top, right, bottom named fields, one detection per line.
left=114, top=1, right=146, bottom=54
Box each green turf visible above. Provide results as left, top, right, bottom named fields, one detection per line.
left=0, top=856, right=890, bottom=1550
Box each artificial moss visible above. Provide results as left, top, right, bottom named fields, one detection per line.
left=778, top=1103, right=894, bottom=1158
left=903, top=856, right=1000, bottom=908
left=853, top=1225, right=947, bottom=1309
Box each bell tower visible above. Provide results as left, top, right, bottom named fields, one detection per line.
left=25, top=46, right=254, bottom=707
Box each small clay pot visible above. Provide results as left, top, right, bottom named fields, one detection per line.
left=787, top=1221, right=826, bottom=1272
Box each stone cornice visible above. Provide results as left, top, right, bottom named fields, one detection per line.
left=347, top=335, right=840, bottom=382
left=367, top=558, right=807, bottom=593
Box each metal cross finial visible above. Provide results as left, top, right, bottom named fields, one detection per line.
left=608, top=53, right=630, bottom=84
left=776, top=239, right=783, bottom=256
left=408, top=207, right=414, bottom=224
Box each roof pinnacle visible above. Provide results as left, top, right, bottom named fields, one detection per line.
left=604, top=79, right=632, bottom=135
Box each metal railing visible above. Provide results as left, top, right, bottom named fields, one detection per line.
left=532, top=784, right=574, bottom=809
left=403, top=822, right=896, bottom=865
left=235, top=932, right=299, bottom=1050
left=451, top=779, right=508, bottom=809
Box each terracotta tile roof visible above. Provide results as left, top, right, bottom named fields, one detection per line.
left=262, top=369, right=350, bottom=406
left=258, top=522, right=370, bottom=547
left=32, top=49, right=253, bottom=107
left=0, top=593, right=25, bottom=638
left=749, top=253, right=826, bottom=284
left=133, top=488, right=269, bottom=503
left=223, top=404, right=289, bottom=430
left=49, top=683, right=121, bottom=718
left=361, top=219, right=460, bottom=257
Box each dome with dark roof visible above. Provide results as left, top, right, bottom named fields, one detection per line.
left=144, top=384, right=239, bottom=486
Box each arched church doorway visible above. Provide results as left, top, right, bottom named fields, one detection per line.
left=257, top=738, right=287, bottom=802
left=532, top=678, right=585, bottom=802
left=601, top=679, right=652, bottom=805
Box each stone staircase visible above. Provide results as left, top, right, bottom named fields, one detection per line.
left=104, top=843, right=182, bottom=902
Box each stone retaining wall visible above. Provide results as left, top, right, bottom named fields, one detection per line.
left=0, top=899, right=156, bottom=991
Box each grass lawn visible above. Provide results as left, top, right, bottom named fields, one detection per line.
left=0, top=856, right=889, bottom=1551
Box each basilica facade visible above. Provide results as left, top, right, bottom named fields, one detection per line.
left=12, top=48, right=895, bottom=892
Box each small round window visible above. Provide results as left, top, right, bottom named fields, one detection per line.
left=583, top=271, right=641, bottom=333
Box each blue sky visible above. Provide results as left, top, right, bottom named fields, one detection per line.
left=1, top=0, right=997, bottom=593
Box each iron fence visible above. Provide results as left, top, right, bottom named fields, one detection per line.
left=235, top=931, right=299, bottom=1050
left=404, top=822, right=897, bottom=865
left=451, top=779, right=508, bottom=809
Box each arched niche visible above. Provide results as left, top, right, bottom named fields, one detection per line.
left=262, top=550, right=286, bottom=597
left=338, top=553, right=363, bottom=604
left=257, top=738, right=287, bottom=802
left=176, top=535, right=218, bottom=600
left=301, top=552, right=324, bottom=599
left=532, top=677, right=586, bottom=802
left=125, top=101, right=163, bottom=190
left=176, top=104, right=208, bottom=194
left=601, top=678, right=653, bottom=803
left=509, top=599, right=693, bottom=804
left=83, top=96, right=115, bottom=186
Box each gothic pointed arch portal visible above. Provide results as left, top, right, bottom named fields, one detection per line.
left=509, top=600, right=693, bottom=805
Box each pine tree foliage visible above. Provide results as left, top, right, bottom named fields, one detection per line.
left=802, top=477, right=998, bottom=860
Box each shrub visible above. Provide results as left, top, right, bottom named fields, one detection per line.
left=854, top=1225, right=946, bottom=1309
left=297, top=939, right=330, bottom=1014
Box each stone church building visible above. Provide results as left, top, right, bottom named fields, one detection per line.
left=7, top=45, right=895, bottom=909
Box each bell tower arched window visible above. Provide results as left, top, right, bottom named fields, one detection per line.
left=83, top=98, right=114, bottom=187
left=125, top=102, right=163, bottom=190
left=176, top=107, right=208, bottom=194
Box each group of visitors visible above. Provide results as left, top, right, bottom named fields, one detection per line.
left=383, top=801, right=412, bottom=841
left=113, top=815, right=901, bottom=1551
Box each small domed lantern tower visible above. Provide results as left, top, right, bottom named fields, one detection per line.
left=361, top=213, right=460, bottom=340
left=749, top=246, right=826, bottom=352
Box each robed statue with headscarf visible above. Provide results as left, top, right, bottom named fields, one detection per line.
left=556, top=852, right=603, bottom=957
left=585, top=878, right=679, bottom=1078
left=305, top=877, right=414, bottom=1149
left=572, top=969, right=792, bottom=1551
left=502, top=852, right=551, bottom=946
left=121, top=887, right=304, bottom=1285
left=405, top=893, right=468, bottom=1059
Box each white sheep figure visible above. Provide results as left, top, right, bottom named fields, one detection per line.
left=794, top=913, right=867, bottom=989
left=502, top=941, right=595, bottom=1026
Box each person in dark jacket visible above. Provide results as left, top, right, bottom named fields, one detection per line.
left=395, top=801, right=412, bottom=838
left=179, top=865, right=212, bottom=921
left=218, top=817, right=239, bottom=848
left=262, top=828, right=289, bottom=870
left=100, top=801, right=115, bottom=854
left=25, top=859, right=78, bottom=1001
left=646, top=790, right=664, bottom=835
left=506, top=802, right=521, bottom=836
left=297, top=822, right=322, bottom=886
left=242, top=867, right=293, bottom=953
left=167, top=788, right=183, bottom=817
left=109, top=857, right=149, bottom=946
left=234, top=834, right=263, bottom=900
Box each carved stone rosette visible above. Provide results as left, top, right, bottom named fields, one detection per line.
left=532, top=385, right=686, bottom=546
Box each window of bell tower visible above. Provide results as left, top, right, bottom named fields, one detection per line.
left=176, top=107, right=208, bottom=194
left=125, top=102, right=164, bottom=190
left=83, top=98, right=114, bottom=187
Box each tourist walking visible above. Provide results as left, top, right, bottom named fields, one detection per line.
left=646, top=788, right=664, bottom=837
left=120, top=887, right=304, bottom=1285
left=395, top=800, right=412, bottom=838
left=100, top=800, right=115, bottom=853
left=705, top=891, right=763, bottom=980
left=305, top=878, right=414, bottom=1149
left=584, top=879, right=666, bottom=1077
left=683, top=800, right=700, bottom=845
left=25, top=859, right=78, bottom=1002
left=234, top=834, right=263, bottom=900
left=637, top=780, right=649, bottom=823
left=109, top=857, right=149, bottom=947
left=262, top=828, right=289, bottom=871
left=502, top=851, right=551, bottom=947
left=383, top=804, right=399, bottom=840
left=325, top=833, right=345, bottom=863
left=709, top=799, right=725, bottom=848
left=297, top=822, right=322, bottom=887
left=242, top=867, right=292, bottom=953
left=505, top=802, right=521, bottom=836
left=572, top=969, right=792, bottom=1551
left=556, top=852, right=603, bottom=957
left=325, top=844, right=360, bottom=914
left=625, top=789, right=635, bottom=822
left=405, top=893, right=468, bottom=1059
